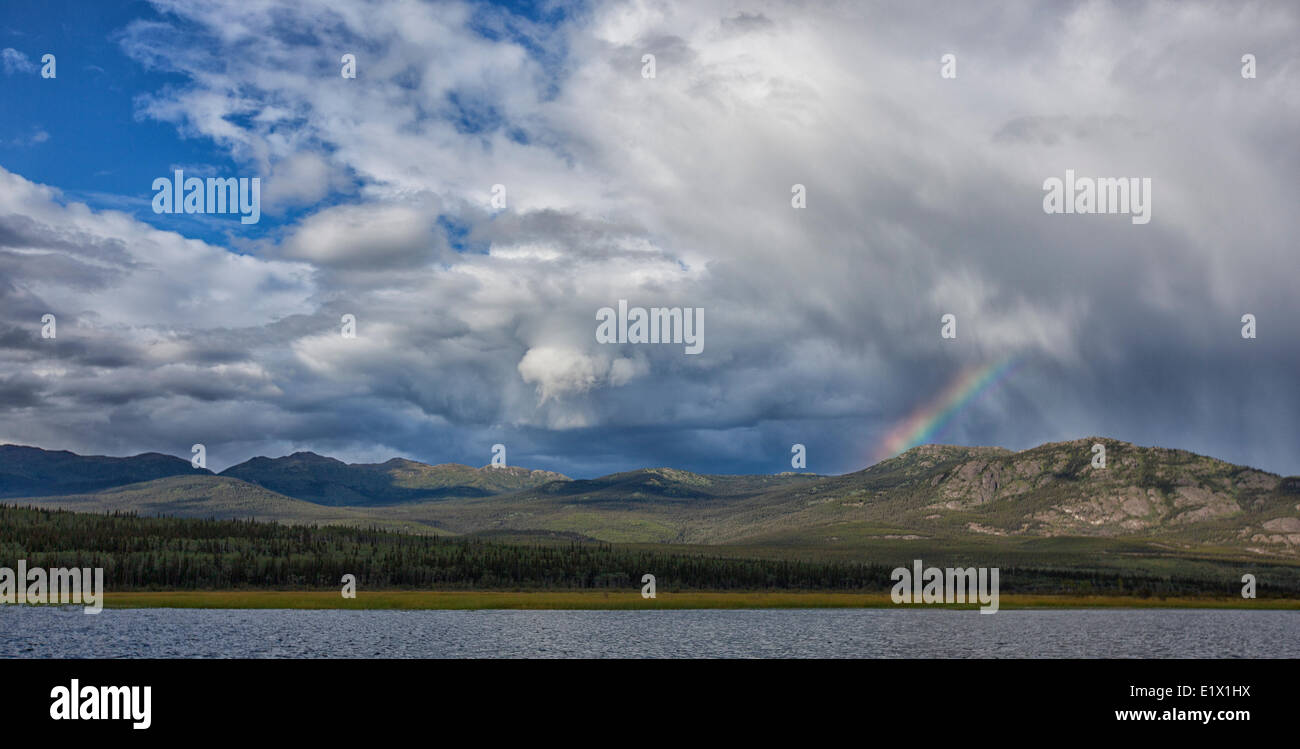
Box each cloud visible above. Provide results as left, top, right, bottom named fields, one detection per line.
left=0, top=0, right=1297, bottom=477
left=278, top=199, right=446, bottom=269
left=517, top=346, right=646, bottom=406
left=5, top=129, right=49, bottom=147
left=261, top=152, right=353, bottom=212
left=1, top=48, right=36, bottom=75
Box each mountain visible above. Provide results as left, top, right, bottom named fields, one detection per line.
left=218, top=452, right=568, bottom=505
left=3, top=439, right=1298, bottom=561
left=0, top=444, right=204, bottom=498
left=681, top=438, right=1300, bottom=552
left=411, top=439, right=1300, bottom=556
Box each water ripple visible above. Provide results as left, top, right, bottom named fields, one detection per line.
left=0, top=607, right=1295, bottom=658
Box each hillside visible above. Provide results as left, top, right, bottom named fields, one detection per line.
left=418, top=468, right=824, bottom=542
left=718, top=438, right=1300, bottom=553
left=220, top=452, right=568, bottom=505
left=13, top=475, right=443, bottom=534
left=416, top=439, right=1300, bottom=557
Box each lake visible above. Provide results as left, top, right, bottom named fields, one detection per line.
left=1, top=607, right=1295, bottom=658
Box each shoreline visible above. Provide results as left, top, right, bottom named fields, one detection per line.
left=46, top=591, right=1300, bottom=610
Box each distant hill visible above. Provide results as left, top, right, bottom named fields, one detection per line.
left=0, top=444, right=203, bottom=498
left=524, top=467, right=821, bottom=503
left=423, top=468, right=824, bottom=543
left=219, top=452, right=569, bottom=505
left=13, top=475, right=444, bottom=534
left=3, top=439, right=1298, bottom=561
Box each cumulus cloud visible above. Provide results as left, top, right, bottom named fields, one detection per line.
left=518, top=346, right=647, bottom=404
left=279, top=199, right=447, bottom=268
left=261, top=152, right=353, bottom=212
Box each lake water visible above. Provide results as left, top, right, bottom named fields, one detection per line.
left=1, top=607, right=1295, bottom=658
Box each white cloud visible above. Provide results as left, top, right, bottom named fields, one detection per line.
left=1, top=48, right=36, bottom=75
left=518, top=346, right=646, bottom=404
left=280, top=199, right=445, bottom=268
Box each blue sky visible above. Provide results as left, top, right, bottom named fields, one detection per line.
left=12, top=6, right=332, bottom=253
left=1, top=0, right=572, bottom=245
left=1, top=0, right=1298, bottom=478
left=3, top=2, right=260, bottom=245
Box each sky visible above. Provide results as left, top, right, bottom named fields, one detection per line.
left=0, top=0, right=1296, bottom=477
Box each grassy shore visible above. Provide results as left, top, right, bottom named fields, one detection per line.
left=84, top=590, right=1300, bottom=611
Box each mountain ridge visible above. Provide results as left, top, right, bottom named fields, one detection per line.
left=3, top=440, right=1297, bottom=558
left=0, top=444, right=207, bottom=498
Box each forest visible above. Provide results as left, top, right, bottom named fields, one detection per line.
left=2, top=504, right=1292, bottom=596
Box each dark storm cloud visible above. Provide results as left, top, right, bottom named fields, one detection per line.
left=0, top=375, right=43, bottom=407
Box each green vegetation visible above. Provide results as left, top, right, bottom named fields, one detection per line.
left=1, top=505, right=894, bottom=591
left=4, top=505, right=1298, bottom=598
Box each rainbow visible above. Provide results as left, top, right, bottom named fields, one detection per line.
left=871, top=355, right=1022, bottom=464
